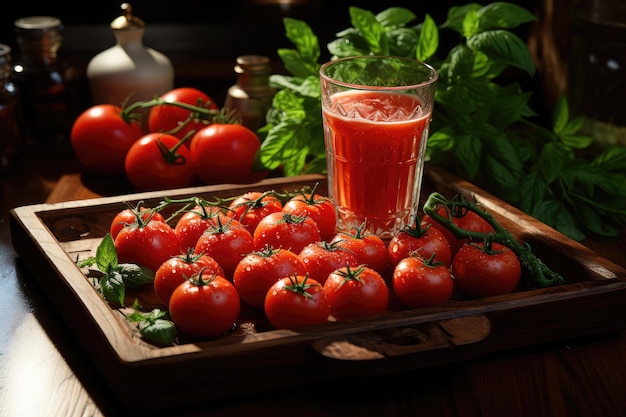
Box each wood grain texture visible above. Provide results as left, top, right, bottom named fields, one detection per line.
left=8, top=166, right=626, bottom=413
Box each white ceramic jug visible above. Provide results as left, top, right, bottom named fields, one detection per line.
left=87, top=3, right=174, bottom=108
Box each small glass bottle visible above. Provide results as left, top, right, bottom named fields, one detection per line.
left=224, top=55, right=276, bottom=132
left=87, top=3, right=174, bottom=111
left=0, top=44, right=23, bottom=171
left=12, top=16, right=79, bottom=144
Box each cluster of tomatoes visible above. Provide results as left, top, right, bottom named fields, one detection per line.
left=108, top=187, right=523, bottom=340
left=70, top=87, right=267, bottom=192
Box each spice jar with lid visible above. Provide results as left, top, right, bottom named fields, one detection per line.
left=11, top=16, right=79, bottom=144
left=87, top=3, right=174, bottom=112
left=224, top=55, right=276, bottom=132
left=0, top=44, right=23, bottom=171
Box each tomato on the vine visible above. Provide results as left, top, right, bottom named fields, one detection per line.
left=297, top=240, right=359, bottom=284
left=193, top=217, right=254, bottom=280
left=226, top=191, right=283, bottom=234
left=253, top=212, right=321, bottom=254
left=330, top=225, right=388, bottom=275
left=169, top=269, right=240, bottom=338
left=147, top=87, right=219, bottom=143
left=124, top=133, right=195, bottom=191
left=422, top=207, right=495, bottom=255
left=264, top=275, right=330, bottom=330
left=392, top=254, right=454, bottom=308
left=70, top=104, right=143, bottom=175
left=110, top=205, right=165, bottom=241
left=452, top=241, right=521, bottom=298
left=175, top=203, right=231, bottom=252
left=282, top=189, right=336, bottom=242
left=323, top=265, right=389, bottom=320
left=232, top=246, right=306, bottom=310
left=154, top=251, right=224, bottom=307
left=114, top=217, right=181, bottom=273
left=190, top=123, right=268, bottom=184
left=387, top=220, right=452, bottom=268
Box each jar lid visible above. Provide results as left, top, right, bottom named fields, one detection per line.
left=111, top=3, right=145, bottom=30
left=14, top=16, right=62, bottom=30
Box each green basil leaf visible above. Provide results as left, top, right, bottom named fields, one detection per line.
left=376, top=7, right=416, bottom=27
left=117, top=263, right=154, bottom=288
left=277, top=49, right=319, bottom=78
left=462, top=8, right=480, bottom=37
left=532, top=200, right=586, bottom=241
left=283, top=18, right=320, bottom=63
left=537, top=142, right=569, bottom=183
left=519, top=171, right=549, bottom=213
left=100, top=271, right=125, bottom=306
left=96, top=233, right=117, bottom=272
left=416, top=14, right=439, bottom=62
left=467, top=30, right=536, bottom=76
left=138, top=319, right=177, bottom=346
left=454, top=133, right=482, bottom=178
left=441, top=4, right=482, bottom=33
left=477, top=2, right=537, bottom=30
left=350, top=6, right=388, bottom=54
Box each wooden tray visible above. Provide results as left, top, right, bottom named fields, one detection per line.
left=10, top=165, right=626, bottom=412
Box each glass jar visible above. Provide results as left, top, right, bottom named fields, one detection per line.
left=569, top=0, right=626, bottom=150
left=0, top=44, right=23, bottom=171
left=224, top=55, right=276, bottom=132
left=12, top=16, right=79, bottom=144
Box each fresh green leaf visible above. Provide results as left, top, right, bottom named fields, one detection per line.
left=350, top=7, right=388, bottom=54
left=96, top=233, right=117, bottom=272
left=462, top=8, right=480, bottom=37
left=126, top=300, right=176, bottom=346
left=467, top=30, right=536, bottom=76
left=532, top=200, right=587, bottom=241
left=100, top=270, right=125, bottom=306
left=441, top=4, right=483, bottom=33
left=477, top=2, right=537, bottom=30
left=117, top=263, right=154, bottom=288
left=416, top=14, right=439, bottom=62
left=283, top=18, right=320, bottom=64
left=376, top=7, right=416, bottom=27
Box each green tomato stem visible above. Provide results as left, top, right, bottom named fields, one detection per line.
left=422, top=192, right=565, bottom=288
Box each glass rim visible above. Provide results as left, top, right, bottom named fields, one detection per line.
left=319, top=55, right=438, bottom=91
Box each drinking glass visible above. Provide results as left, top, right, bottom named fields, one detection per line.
left=320, top=55, right=438, bottom=239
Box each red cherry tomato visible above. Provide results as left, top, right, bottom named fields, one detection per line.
left=282, top=190, right=337, bottom=242
left=193, top=217, right=254, bottom=280
left=226, top=191, right=283, bottom=234
left=392, top=255, right=454, bottom=308
left=323, top=265, right=389, bottom=321
left=452, top=241, right=522, bottom=298
left=110, top=205, right=165, bottom=241
left=147, top=87, right=219, bottom=143
left=253, top=212, right=321, bottom=254
left=330, top=225, right=388, bottom=275
left=124, top=133, right=195, bottom=191
left=232, top=246, right=306, bottom=310
left=154, top=251, right=224, bottom=307
left=387, top=221, right=452, bottom=268
left=71, top=104, right=143, bottom=175
left=264, top=275, right=330, bottom=330
left=169, top=269, right=241, bottom=338
left=297, top=240, right=359, bottom=284
left=175, top=204, right=231, bottom=253
left=422, top=207, right=495, bottom=255
left=114, top=218, right=181, bottom=273
left=190, top=123, right=268, bottom=184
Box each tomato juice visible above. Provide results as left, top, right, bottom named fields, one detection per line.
left=322, top=90, right=431, bottom=239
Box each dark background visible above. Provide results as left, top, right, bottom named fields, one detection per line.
left=2, top=0, right=539, bottom=107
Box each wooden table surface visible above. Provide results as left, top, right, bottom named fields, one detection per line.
left=1, top=144, right=625, bottom=417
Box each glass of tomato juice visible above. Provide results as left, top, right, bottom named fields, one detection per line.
left=320, top=55, right=438, bottom=239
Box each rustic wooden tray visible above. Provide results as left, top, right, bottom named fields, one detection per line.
left=10, top=165, right=626, bottom=412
